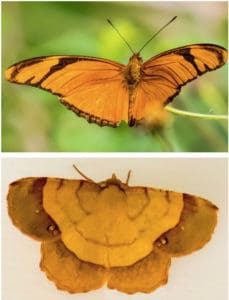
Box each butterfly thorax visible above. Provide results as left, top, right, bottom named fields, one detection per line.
left=124, top=54, right=143, bottom=86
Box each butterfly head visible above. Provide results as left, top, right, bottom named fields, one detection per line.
left=128, top=53, right=143, bottom=63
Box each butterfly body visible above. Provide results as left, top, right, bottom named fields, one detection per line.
left=124, top=54, right=143, bottom=85
left=6, top=44, right=227, bottom=127
left=123, top=53, right=145, bottom=124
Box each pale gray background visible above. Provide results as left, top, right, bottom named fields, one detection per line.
left=2, top=157, right=228, bottom=300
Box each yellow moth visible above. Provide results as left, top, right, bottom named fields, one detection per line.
left=7, top=166, right=217, bottom=294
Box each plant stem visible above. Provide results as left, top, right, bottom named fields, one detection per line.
left=165, top=106, right=228, bottom=120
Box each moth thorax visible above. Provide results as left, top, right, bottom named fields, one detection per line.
left=124, top=54, right=143, bottom=85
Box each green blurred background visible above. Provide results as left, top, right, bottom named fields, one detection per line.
left=2, top=1, right=228, bottom=152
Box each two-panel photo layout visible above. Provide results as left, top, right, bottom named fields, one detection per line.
left=1, top=2, right=228, bottom=300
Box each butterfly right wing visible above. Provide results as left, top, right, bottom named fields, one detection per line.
left=129, top=44, right=227, bottom=125
left=6, top=56, right=129, bottom=127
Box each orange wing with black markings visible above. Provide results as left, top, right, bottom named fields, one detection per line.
left=5, top=56, right=128, bottom=127
left=5, top=44, right=227, bottom=127
left=129, top=44, right=227, bottom=124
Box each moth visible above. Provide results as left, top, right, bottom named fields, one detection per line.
left=7, top=166, right=218, bottom=294
left=5, top=17, right=228, bottom=127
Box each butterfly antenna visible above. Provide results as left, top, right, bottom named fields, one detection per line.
left=107, top=19, right=135, bottom=54
left=72, top=165, right=95, bottom=182
left=138, top=16, right=177, bottom=53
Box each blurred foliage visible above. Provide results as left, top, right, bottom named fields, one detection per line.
left=2, top=2, right=228, bottom=152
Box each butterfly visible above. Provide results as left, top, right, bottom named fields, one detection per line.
left=5, top=17, right=228, bottom=127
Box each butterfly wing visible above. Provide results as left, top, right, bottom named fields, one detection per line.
left=5, top=56, right=129, bottom=127
left=130, top=44, right=227, bottom=124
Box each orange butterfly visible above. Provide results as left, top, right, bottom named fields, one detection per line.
left=5, top=17, right=228, bottom=127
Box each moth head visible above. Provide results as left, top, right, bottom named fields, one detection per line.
left=72, top=165, right=131, bottom=190
left=98, top=173, right=128, bottom=190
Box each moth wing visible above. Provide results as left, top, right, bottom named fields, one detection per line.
left=40, top=240, right=106, bottom=293
left=156, top=194, right=218, bottom=256
left=7, top=177, right=60, bottom=240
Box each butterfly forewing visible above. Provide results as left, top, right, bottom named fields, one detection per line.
left=141, top=44, right=227, bottom=104
left=6, top=56, right=129, bottom=126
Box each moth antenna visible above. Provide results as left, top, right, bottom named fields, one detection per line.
left=138, top=16, right=177, bottom=53
left=72, top=165, right=95, bottom=183
left=107, top=19, right=135, bottom=54
left=125, top=170, right=131, bottom=185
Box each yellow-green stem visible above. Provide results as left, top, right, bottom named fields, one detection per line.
left=165, top=106, right=228, bottom=120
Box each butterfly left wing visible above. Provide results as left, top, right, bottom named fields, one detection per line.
left=6, top=56, right=129, bottom=127
left=130, top=44, right=227, bottom=124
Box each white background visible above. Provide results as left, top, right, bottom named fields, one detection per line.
left=2, top=157, right=228, bottom=300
